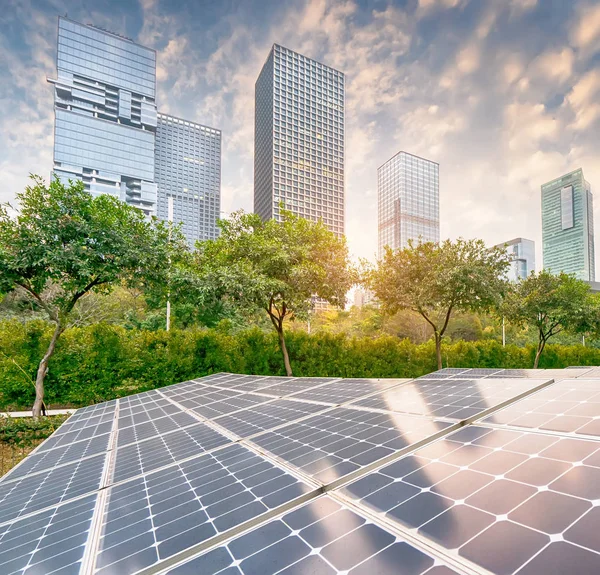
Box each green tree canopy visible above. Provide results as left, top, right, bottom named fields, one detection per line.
left=186, top=210, right=354, bottom=375
left=0, top=176, right=185, bottom=415
left=369, top=238, right=511, bottom=369
left=501, top=270, right=600, bottom=368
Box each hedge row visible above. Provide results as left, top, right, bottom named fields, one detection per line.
left=1, top=320, right=598, bottom=410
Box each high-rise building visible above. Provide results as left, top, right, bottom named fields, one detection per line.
left=378, top=151, right=439, bottom=258
left=155, top=114, right=221, bottom=245
left=254, top=44, right=345, bottom=236
left=48, top=17, right=158, bottom=215
left=495, top=238, right=535, bottom=281
left=542, top=168, right=595, bottom=281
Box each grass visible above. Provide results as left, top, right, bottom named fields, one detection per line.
left=0, top=441, right=41, bottom=476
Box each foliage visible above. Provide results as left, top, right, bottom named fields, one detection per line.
left=368, top=238, right=511, bottom=368
left=501, top=270, right=600, bottom=367
left=0, top=176, right=186, bottom=415
left=1, top=320, right=600, bottom=411
left=185, top=210, right=354, bottom=375
left=0, top=415, right=68, bottom=447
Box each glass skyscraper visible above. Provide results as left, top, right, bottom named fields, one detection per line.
left=48, top=17, right=158, bottom=215
left=254, top=44, right=345, bottom=236
left=155, top=114, right=221, bottom=245
left=542, top=168, right=595, bottom=281
left=495, top=238, right=535, bottom=281
left=378, top=151, right=439, bottom=257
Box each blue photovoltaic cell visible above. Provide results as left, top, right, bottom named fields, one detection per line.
left=165, top=496, right=458, bottom=575
left=191, top=393, right=274, bottom=420
left=0, top=453, right=106, bottom=525
left=0, top=494, right=98, bottom=575
left=2, top=434, right=110, bottom=481
left=212, top=398, right=332, bottom=439
left=249, top=407, right=453, bottom=484
left=95, top=443, right=315, bottom=575
left=111, top=422, right=232, bottom=484
left=116, top=411, right=199, bottom=448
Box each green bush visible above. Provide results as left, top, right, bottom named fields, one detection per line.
left=0, top=320, right=598, bottom=410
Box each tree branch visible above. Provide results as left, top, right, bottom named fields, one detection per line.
left=15, top=282, right=58, bottom=322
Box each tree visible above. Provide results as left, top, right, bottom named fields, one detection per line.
left=0, top=176, right=184, bottom=416
left=188, top=210, right=353, bottom=376
left=501, top=270, right=600, bottom=368
left=369, top=239, right=511, bottom=369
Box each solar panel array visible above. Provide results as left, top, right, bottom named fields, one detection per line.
left=2, top=367, right=600, bottom=574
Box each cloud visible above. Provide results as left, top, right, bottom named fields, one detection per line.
left=571, top=2, right=600, bottom=52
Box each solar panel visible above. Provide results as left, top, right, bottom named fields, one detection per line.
left=255, top=377, right=340, bottom=398
left=349, top=377, right=553, bottom=421
left=94, top=443, right=317, bottom=575
left=288, top=378, right=411, bottom=404
left=112, top=422, right=232, bottom=484
left=248, top=407, right=453, bottom=484
left=0, top=494, right=98, bottom=575
left=189, top=393, right=273, bottom=420
left=483, top=378, right=600, bottom=437
left=165, top=495, right=460, bottom=575
left=4, top=367, right=600, bottom=575
left=0, top=454, right=106, bottom=524
left=2, top=434, right=111, bottom=481
left=211, top=398, right=333, bottom=439
left=340, top=424, right=600, bottom=575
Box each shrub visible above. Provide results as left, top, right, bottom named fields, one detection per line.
left=0, top=320, right=598, bottom=410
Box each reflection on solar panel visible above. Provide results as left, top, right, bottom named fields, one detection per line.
left=3, top=368, right=600, bottom=574
left=256, top=377, right=340, bottom=398
left=249, top=408, right=454, bottom=484
left=340, top=424, right=600, bottom=574
left=484, top=378, right=600, bottom=437
left=350, top=377, right=553, bottom=421
left=289, top=378, right=410, bottom=404
left=212, top=398, right=332, bottom=439
left=165, top=496, right=459, bottom=575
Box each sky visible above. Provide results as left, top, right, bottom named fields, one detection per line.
left=2, top=0, right=600, bottom=267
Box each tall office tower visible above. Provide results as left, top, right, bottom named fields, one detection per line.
left=155, top=114, right=222, bottom=245
left=254, top=44, right=345, bottom=236
left=48, top=17, right=158, bottom=215
left=542, top=168, right=595, bottom=281
left=495, top=238, right=535, bottom=281
left=378, top=151, right=439, bottom=258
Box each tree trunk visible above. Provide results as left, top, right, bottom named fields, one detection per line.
left=32, top=323, right=63, bottom=418
left=533, top=338, right=545, bottom=369
left=435, top=333, right=443, bottom=370
left=276, top=325, right=293, bottom=377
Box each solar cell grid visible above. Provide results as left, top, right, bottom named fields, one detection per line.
left=94, top=443, right=316, bottom=575
left=0, top=454, right=106, bottom=524
left=256, top=377, right=340, bottom=398
left=35, top=419, right=113, bottom=452
left=53, top=410, right=114, bottom=437
left=117, top=411, right=200, bottom=448
left=483, top=378, right=600, bottom=437
left=249, top=407, right=453, bottom=484
left=212, top=398, right=332, bottom=439
left=162, top=387, right=244, bottom=410
left=112, top=422, right=232, bottom=484
left=0, top=494, right=97, bottom=575
left=289, top=378, right=411, bottom=405
left=349, top=377, right=552, bottom=421
left=190, top=393, right=273, bottom=420
left=2, top=434, right=110, bottom=481
left=165, top=496, right=459, bottom=575
left=210, top=376, right=293, bottom=392
left=341, top=425, right=600, bottom=575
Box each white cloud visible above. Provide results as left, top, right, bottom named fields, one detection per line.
left=571, top=2, right=600, bottom=51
